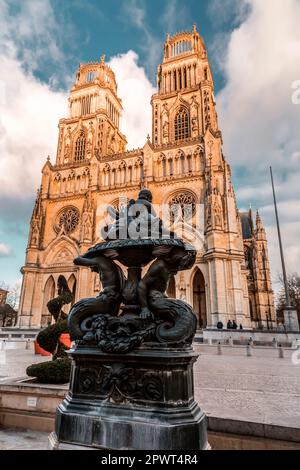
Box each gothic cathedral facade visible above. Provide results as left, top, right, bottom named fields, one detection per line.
left=18, top=26, right=275, bottom=329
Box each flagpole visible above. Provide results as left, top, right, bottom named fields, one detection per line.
left=270, top=166, right=291, bottom=307
left=140, top=150, right=145, bottom=189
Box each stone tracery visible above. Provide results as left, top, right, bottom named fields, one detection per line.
left=54, top=207, right=80, bottom=234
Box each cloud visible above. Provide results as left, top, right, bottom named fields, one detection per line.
left=160, top=0, right=191, bottom=34
left=122, top=0, right=161, bottom=76
left=0, top=0, right=69, bottom=206
left=122, top=0, right=194, bottom=79
left=0, top=56, right=67, bottom=199
left=124, top=0, right=146, bottom=29
left=108, top=51, right=156, bottom=148
left=0, top=0, right=73, bottom=87
left=214, top=0, right=300, bottom=285
left=0, top=243, right=12, bottom=257
left=208, top=0, right=250, bottom=28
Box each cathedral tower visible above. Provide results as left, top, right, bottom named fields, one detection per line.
left=241, top=210, right=275, bottom=328
left=57, top=55, right=126, bottom=166
left=152, top=24, right=218, bottom=146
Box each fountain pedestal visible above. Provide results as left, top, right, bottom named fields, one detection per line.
left=50, top=344, right=208, bottom=450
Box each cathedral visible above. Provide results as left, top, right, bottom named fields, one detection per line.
left=18, top=25, right=275, bottom=330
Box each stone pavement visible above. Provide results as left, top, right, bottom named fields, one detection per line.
left=0, top=343, right=300, bottom=449
left=194, top=344, right=300, bottom=429
left=0, top=428, right=49, bottom=450
left=0, top=344, right=50, bottom=382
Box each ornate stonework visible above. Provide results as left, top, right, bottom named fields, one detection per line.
left=18, top=25, right=275, bottom=329
left=54, top=206, right=80, bottom=234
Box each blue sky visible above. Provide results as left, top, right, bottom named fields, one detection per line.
left=0, top=0, right=300, bottom=296
left=10, top=0, right=241, bottom=90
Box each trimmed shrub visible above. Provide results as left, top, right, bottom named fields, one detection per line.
left=26, top=358, right=71, bottom=384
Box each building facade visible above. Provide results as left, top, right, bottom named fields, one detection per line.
left=18, top=26, right=275, bottom=329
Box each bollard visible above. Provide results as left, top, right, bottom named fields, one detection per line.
left=272, top=338, right=278, bottom=348
left=229, top=336, right=233, bottom=347
left=25, top=339, right=31, bottom=350
left=246, top=342, right=252, bottom=357
left=0, top=350, right=6, bottom=365
left=217, top=342, right=222, bottom=355
left=278, top=344, right=284, bottom=358
left=208, top=338, right=212, bottom=346
left=3, top=339, right=6, bottom=350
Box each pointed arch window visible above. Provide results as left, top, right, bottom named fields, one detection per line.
left=174, top=107, right=190, bottom=141
left=74, top=130, right=86, bottom=161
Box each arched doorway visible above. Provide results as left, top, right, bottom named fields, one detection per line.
left=192, top=269, right=207, bottom=329
left=68, top=274, right=77, bottom=307
left=41, top=276, right=55, bottom=327
left=167, top=275, right=176, bottom=298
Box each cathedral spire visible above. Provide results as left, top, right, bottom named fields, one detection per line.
left=256, top=210, right=264, bottom=230
left=32, top=188, right=42, bottom=220
left=255, top=210, right=266, bottom=241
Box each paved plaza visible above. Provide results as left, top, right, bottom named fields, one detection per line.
left=0, top=342, right=300, bottom=449
left=194, top=344, right=300, bottom=429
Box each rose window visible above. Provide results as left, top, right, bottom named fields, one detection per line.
left=55, top=207, right=80, bottom=234
left=169, top=191, right=196, bottom=221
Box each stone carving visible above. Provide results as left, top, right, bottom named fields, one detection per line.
left=68, top=189, right=197, bottom=354
left=192, top=116, right=198, bottom=131
left=31, top=220, right=40, bottom=246
left=163, top=120, right=169, bottom=138
left=83, top=214, right=92, bottom=240
left=78, top=364, right=163, bottom=403
left=191, top=96, right=199, bottom=134
left=213, top=200, right=222, bottom=227
left=64, top=126, right=72, bottom=163
left=162, top=104, right=169, bottom=143
left=205, top=202, right=212, bottom=229
left=86, top=121, right=93, bottom=158
left=81, top=191, right=94, bottom=242
left=29, top=190, right=43, bottom=247
left=54, top=206, right=80, bottom=234
left=169, top=191, right=196, bottom=221
left=53, top=248, right=73, bottom=265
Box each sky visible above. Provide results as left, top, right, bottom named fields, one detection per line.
left=0, top=0, right=299, bottom=300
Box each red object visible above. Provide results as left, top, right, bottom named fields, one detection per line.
left=59, top=333, right=71, bottom=349
left=34, top=339, right=51, bottom=356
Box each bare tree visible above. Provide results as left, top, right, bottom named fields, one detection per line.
left=7, top=284, right=21, bottom=310
left=0, top=280, right=9, bottom=291
left=276, top=273, right=300, bottom=324
left=0, top=281, right=19, bottom=327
